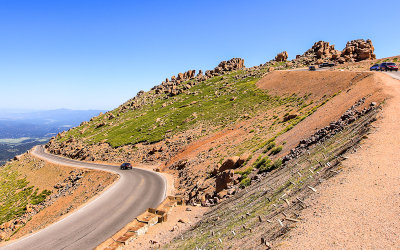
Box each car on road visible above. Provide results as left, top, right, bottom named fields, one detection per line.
left=319, top=62, right=335, bottom=68
left=370, top=64, right=380, bottom=71
left=120, top=163, right=132, bottom=170
left=309, top=65, right=316, bottom=71
left=379, top=62, right=398, bottom=71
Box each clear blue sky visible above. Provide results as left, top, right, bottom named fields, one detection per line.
left=1, top=0, right=399, bottom=110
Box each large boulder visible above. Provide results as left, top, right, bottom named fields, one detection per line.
left=341, top=39, right=376, bottom=61
left=275, top=51, right=288, bottom=62
left=218, top=156, right=240, bottom=172
left=216, top=170, right=234, bottom=193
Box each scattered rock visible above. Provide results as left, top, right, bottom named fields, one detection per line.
left=283, top=98, right=377, bottom=163
left=283, top=113, right=298, bottom=122
left=178, top=218, right=187, bottom=223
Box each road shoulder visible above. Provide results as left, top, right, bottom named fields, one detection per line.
left=278, top=73, right=400, bottom=249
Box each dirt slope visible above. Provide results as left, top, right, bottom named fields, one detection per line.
left=256, top=71, right=385, bottom=157
left=279, top=73, right=400, bottom=249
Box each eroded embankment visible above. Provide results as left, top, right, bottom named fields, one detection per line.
left=278, top=73, right=400, bottom=249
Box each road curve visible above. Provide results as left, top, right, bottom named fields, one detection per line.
left=2, top=146, right=167, bottom=250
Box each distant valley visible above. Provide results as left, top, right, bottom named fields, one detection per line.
left=0, top=109, right=105, bottom=165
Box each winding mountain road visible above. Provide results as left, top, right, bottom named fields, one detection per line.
left=2, top=146, right=167, bottom=250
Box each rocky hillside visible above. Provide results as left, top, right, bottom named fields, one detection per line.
left=43, top=39, right=383, bottom=210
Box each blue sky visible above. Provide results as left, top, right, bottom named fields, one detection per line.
left=1, top=0, right=399, bottom=110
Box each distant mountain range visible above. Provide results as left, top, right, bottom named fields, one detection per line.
left=0, top=109, right=106, bottom=165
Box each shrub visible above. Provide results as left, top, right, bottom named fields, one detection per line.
left=271, top=159, right=282, bottom=169
left=269, top=145, right=283, bottom=155
left=266, top=141, right=276, bottom=150
left=235, top=167, right=253, bottom=180
left=263, top=141, right=276, bottom=153
left=239, top=177, right=251, bottom=188
left=253, top=156, right=271, bottom=169
left=31, top=189, right=52, bottom=205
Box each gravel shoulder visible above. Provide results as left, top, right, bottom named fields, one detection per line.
left=279, top=72, right=400, bottom=249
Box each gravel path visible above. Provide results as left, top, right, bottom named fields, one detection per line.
left=279, top=72, right=400, bottom=249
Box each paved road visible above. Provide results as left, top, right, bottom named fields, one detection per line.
left=2, top=146, right=166, bottom=250
left=385, top=70, right=400, bottom=80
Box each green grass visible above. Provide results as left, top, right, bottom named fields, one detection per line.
left=269, top=145, right=283, bottom=155
left=0, top=165, right=51, bottom=225
left=253, top=156, right=271, bottom=169
left=235, top=166, right=253, bottom=177
left=263, top=141, right=276, bottom=153
left=58, top=69, right=309, bottom=147
left=239, top=177, right=251, bottom=188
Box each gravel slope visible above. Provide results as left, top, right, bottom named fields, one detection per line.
left=279, top=72, right=400, bottom=249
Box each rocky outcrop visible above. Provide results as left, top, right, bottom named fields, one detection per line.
left=216, top=170, right=235, bottom=193
left=292, top=41, right=340, bottom=66
left=205, top=58, right=245, bottom=78
left=275, top=51, right=288, bottom=62
left=341, top=39, right=376, bottom=62
left=131, top=58, right=246, bottom=108
left=218, top=156, right=240, bottom=172
left=292, top=39, right=376, bottom=66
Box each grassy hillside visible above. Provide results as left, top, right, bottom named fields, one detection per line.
left=57, top=67, right=312, bottom=148
left=0, top=164, right=51, bottom=225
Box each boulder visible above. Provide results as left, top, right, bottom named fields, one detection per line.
left=216, top=170, right=234, bottom=193
left=275, top=51, right=288, bottom=62
left=283, top=113, right=298, bottom=122
left=238, top=152, right=251, bottom=165
left=218, top=156, right=240, bottom=172
left=217, top=189, right=228, bottom=199
left=342, top=39, right=375, bottom=61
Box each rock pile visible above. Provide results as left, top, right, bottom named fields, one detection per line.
left=205, top=58, right=245, bottom=78
left=340, top=39, right=376, bottom=63
left=292, top=39, right=376, bottom=66
left=53, top=170, right=83, bottom=195
left=282, top=98, right=377, bottom=163
left=275, top=51, right=288, bottom=62
left=293, top=41, right=340, bottom=66
left=116, top=58, right=245, bottom=114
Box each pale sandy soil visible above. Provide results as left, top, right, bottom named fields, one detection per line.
left=279, top=73, right=400, bottom=249
left=128, top=205, right=209, bottom=249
